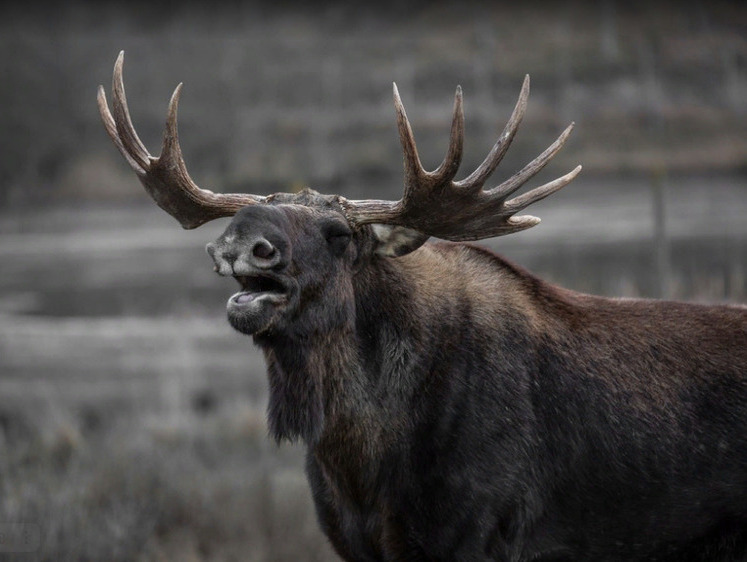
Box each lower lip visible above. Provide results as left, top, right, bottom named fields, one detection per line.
left=234, top=293, right=256, bottom=304
left=231, top=291, right=288, bottom=306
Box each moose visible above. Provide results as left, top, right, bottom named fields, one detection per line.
left=98, top=53, right=746, bottom=561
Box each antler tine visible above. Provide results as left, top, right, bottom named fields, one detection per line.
left=430, top=86, right=464, bottom=184
left=158, top=82, right=198, bottom=185
left=486, top=122, right=575, bottom=200
left=111, top=51, right=150, bottom=170
left=97, top=86, right=145, bottom=174
left=393, top=83, right=425, bottom=186
left=455, top=74, right=529, bottom=191
left=161, top=82, right=184, bottom=162
left=503, top=165, right=582, bottom=214
left=98, top=52, right=264, bottom=229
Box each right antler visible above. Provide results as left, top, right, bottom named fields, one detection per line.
left=98, top=51, right=264, bottom=229
left=340, top=76, right=582, bottom=241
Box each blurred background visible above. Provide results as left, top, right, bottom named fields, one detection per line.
left=0, top=1, right=745, bottom=560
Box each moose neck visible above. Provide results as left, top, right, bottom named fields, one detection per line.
left=260, top=243, right=519, bottom=453
left=257, top=317, right=359, bottom=444
left=256, top=247, right=457, bottom=448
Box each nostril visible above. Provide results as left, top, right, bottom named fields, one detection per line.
left=252, top=240, right=276, bottom=260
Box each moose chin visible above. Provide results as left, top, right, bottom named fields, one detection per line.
left=99, top=51, right=747, bottom=562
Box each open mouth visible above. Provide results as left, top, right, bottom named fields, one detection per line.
left=225, top=273, right=293, bottom=336
left=232, top=274, right=289, bottom=305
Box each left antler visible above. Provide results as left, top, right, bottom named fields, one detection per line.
left=340, top=76, right=582, bottom=241
left=98, top=51, right=264, bottom=229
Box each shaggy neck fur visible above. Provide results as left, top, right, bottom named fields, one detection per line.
left=257, top=249, right=437, bottom=447
left=260, top=325, right=362, bottom=444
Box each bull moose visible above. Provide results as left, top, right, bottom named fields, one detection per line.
left=98, top=52, right=747, bottom=561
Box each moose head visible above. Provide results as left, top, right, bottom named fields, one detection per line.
left=98, top=52, right=580, bottom=342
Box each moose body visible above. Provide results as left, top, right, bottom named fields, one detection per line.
left=98, top=53, right=747, bottom=561
left=226, top=210, right=747, bottom=561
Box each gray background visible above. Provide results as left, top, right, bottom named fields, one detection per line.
left=0, top=1, right=745, bottom=560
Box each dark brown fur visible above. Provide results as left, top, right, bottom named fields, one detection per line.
left=208, top=197, right=746, bottom=561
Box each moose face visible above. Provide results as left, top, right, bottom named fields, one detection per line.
left=206, top=191, right=364, bottom=339
left=206, top=189, right=429, bottom=339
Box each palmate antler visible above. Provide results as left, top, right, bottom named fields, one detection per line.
left=98, top=52, right=580, bottom=239
left=339, top=78, right=581, bottom=241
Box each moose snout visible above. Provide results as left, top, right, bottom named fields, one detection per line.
left=207, top=235, right=285, bottom=276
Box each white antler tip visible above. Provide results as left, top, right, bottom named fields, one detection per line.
left=514, top=215, right=541, bottom=227
left=565, top=165, right=582, bottom=180
left=115, top=51, right=125, bottom=70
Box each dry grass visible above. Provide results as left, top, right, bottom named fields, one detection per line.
left=0, top=406, right=336, bottom=561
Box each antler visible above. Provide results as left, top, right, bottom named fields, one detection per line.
left=340, top=76, right=582, bottom=241
left=97, top=51, right=264, bottom=229
left=99, top=53, right=579, bottom=238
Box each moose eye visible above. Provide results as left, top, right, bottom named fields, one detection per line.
left=323, top=222, right=352, bottom=256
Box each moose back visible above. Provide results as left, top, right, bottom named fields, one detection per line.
left=99, top=53, right=747, bottom=561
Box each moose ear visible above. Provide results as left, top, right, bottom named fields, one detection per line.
left=371, top=224, right=429, bottom=258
